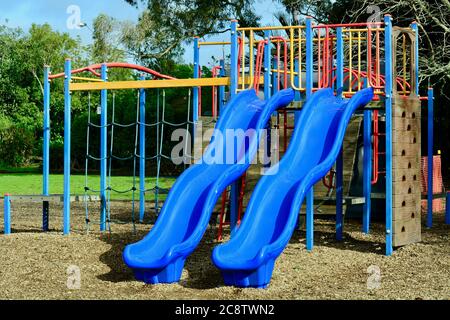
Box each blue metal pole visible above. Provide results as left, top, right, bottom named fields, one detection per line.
left=336, top=151, right=344, bottom=240
left=335, top=27, right=344, bottom=240
left=294, top=58, right=301, bottom=124
left=411, top=22, right=419, bottom=96
left=427, top=87, right=434, bottom=228
left=230, top=21, right=238, bottom=96
left=363, top=108, right=372, bottom=234
left=230, top=19, right=239, bottom=236
left=43, top=66, right=50, bottom=196
left=305, top=16, right=314, bottom=251
left=218, top=59, right=226, bottom=115
left=139, top=74, right=146, bottom=223
left=43, top=66, right=51, bottom=233
left=360, top=73, right=372, bottom=234
left=4, top=195, right=11, bottom=235
left=193, top=37, right=200, bottom=122
left=305, top=17, right=313, bottom=96
left=63, top=59, right=72, bottom=235
left=100, top=64, right=108, bottom=232
left=264, top=30, right=271, bottom=100
left=272, top=57, right=279, bottom=94
left=192, top=37, right=200, bottom=171
left=336, top=27, right=343, bottom=92
left=384, top=15, right=393, bottom=256
left=294, top=59, right=300, bottom=101
left=270, top=55, right=278, bottom=170
left=446, top=192, right=450, bottom=225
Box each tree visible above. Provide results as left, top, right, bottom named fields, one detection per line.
left=0, top=24, right=87, bottom=167
left=276, top=0, right=334, bottom=24
left=353, top=1, right=449, bottom=90
left=280, top=0, right=450, bottom=93
left=120, top=9, right=185, bottom=68
left=92, top=14, right=126, bottom=63
left=122, top=0, right=261, bottom=65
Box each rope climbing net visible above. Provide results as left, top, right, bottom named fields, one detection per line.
left=83, top=87, right=194, bottom=233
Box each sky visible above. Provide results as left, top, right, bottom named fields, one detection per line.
left=0, top=0, right=285, bottom=65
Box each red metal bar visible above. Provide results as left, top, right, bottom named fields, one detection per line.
left=49, top=62, right=175, bottom=80
left=376, top=29, right=381, bottom=88
left=322, top=169, right=336, bottom=190
left=238, top=37, right=243, bottom=78
left=253, top=40, right=267, bottom=91
left=372, top=110, right=380, bottom=185
left=321, top=26, right=332, bottom=88
left=328, top=27, right=334, bottom=88
left=271, top=36, right=288, bottom=89
left=329, top=66, right=410, bottom=95
left=313, top=22, right=383, bottom=29
left=237, top=173, right=246, bottom=226
left=318, top=30, right=322, bottom=88
left=367, top=27, right=381, bottom=89
left=217, top=190, right=228, bottom=241
left=277, top=39, right=281, bottom=90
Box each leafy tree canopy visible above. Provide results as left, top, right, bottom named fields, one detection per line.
left=121, top=0, right=261, bottom=67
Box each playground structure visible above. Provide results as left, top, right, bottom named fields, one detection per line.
left=2, top=15, right=450, bottom=288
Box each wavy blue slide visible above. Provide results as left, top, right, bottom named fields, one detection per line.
left=123, top=88, right=295, bottom=284
left=212, top=87, right=374, bottom=288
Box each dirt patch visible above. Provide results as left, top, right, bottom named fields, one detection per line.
left=0, top=200, right=448, bottom=300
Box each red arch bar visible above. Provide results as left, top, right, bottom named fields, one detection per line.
left=49, top=62, right=176, bottom=80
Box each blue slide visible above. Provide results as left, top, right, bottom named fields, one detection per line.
left=123, top=88, right=295, bottom=284
left=212, top=87, right=374, bottom=288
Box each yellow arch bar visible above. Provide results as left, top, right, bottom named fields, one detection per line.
left=71, top=76, right=105, bottom=82
left=70, top=77, right=231, bottom=91
left=70, top=77, right=263, bottom=91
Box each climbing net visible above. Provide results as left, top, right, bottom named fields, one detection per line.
left=83, top=87, right=194, bottom=233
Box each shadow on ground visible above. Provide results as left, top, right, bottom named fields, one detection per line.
left=97, top=230, right=146, bottom=282
left=96, top=215, right=385, bottom=287
left=96, top=210, right=223, bottom=288
left=96, top=211, right=448, bottom=286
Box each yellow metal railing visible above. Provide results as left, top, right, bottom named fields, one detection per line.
left=235, top=26, right=307, bottom=92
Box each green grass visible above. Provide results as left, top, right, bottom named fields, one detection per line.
left=0, top=164, right=40, bottom=174
left=0, top=173, right=176, bottom=201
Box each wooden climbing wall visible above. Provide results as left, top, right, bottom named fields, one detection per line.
left=392, top=95, right=422, bottom=247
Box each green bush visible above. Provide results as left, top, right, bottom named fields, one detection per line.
left=49, top=137, right=64, bottom=171
left=0, top=115, right=35, bottom=167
